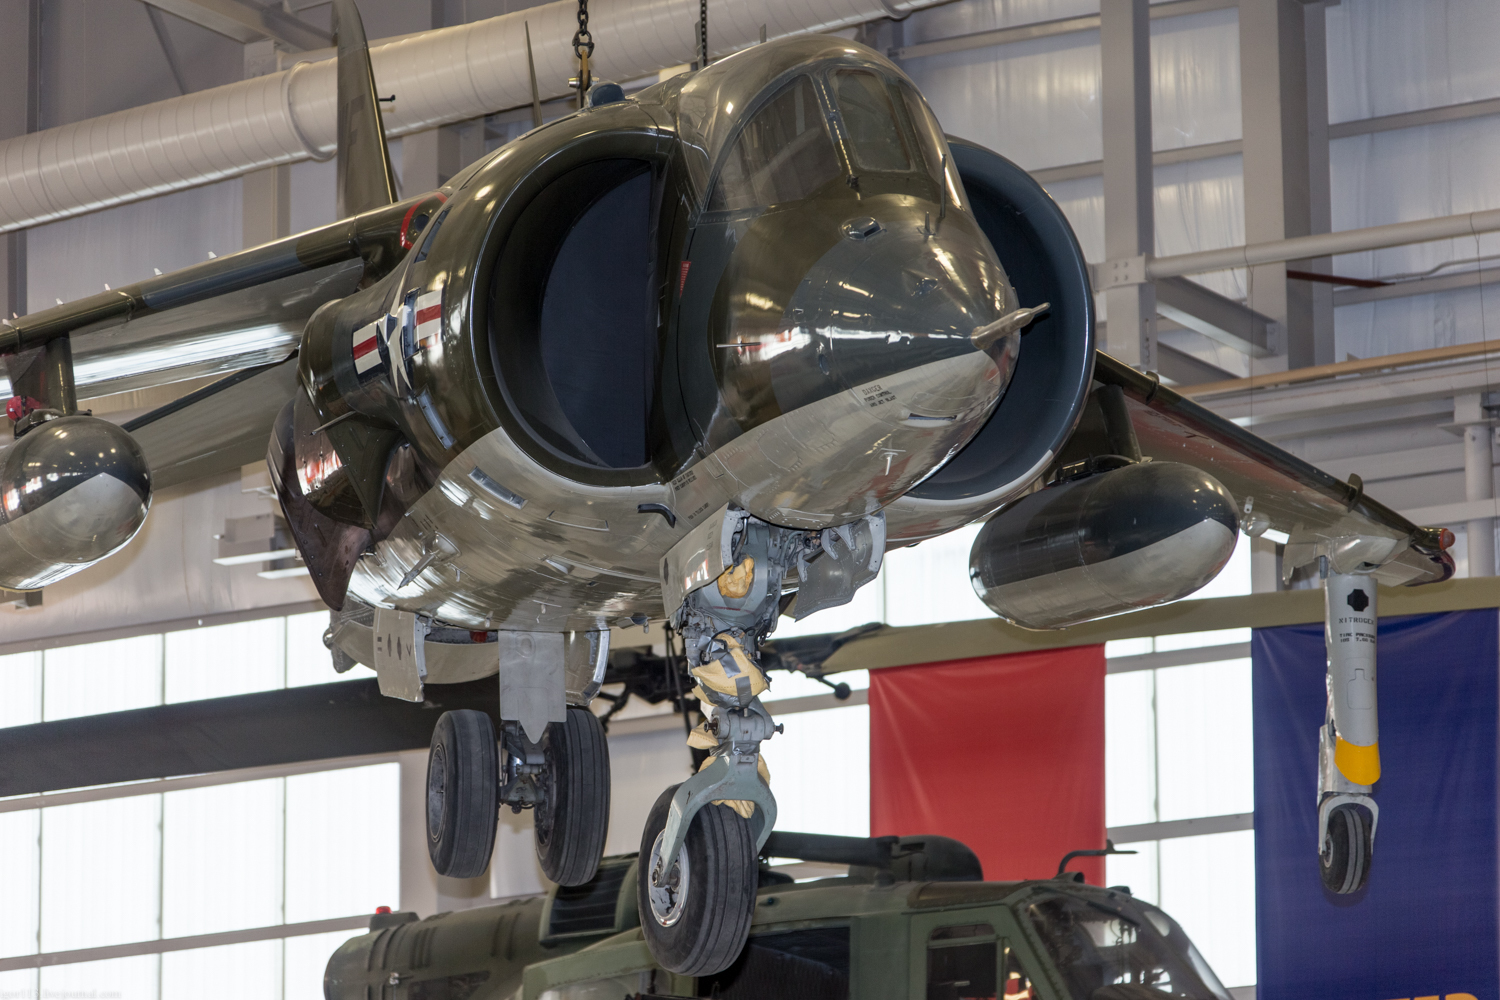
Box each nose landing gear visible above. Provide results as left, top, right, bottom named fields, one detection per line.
left=638, top=782, right=759, bottom=975
left=641, top=506, right=885, bottom=974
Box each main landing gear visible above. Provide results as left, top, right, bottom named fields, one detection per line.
left=639, top=506, right=885, bottom=975
left=425, top=707, right=611, bottom=882
left=426, top=631, right=613, bottom=885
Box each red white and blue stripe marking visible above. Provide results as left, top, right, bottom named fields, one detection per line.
left=413, top=289, right=442, bottom=350
left=352, top=321, right=382, bottom=375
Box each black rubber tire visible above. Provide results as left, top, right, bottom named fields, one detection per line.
left=427, top=710, right=499, bottom=879
left=535, top=707, right=611, bottom=886
left=1320, top=803, right=1373, bottom=894
left=637, top=783, right=757, bottom=977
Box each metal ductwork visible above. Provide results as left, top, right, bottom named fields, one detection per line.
left=0, top=0, right=932, bottom=235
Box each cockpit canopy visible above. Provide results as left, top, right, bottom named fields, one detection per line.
left=704, top=65, right=966, bottom=217
left=483, top=38, right=1001, bottom=492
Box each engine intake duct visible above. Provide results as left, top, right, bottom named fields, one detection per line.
left=970, top=461, right=1239, bottom=630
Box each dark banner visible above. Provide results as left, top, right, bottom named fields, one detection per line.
left=870, top=647, right=1105, bottom=884
left=1253, top=610, right=1497, bottom=999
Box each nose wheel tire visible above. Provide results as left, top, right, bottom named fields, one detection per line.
left=1320, top=802, right=1372, bottom=894
left=637, top=783, right=757, bottom=977
left=427, top=710, right=499, bottom=879
left=535, top=706, right=611, bottom=886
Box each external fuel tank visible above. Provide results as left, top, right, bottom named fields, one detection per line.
left=969, top=461, right=1239, bottom=630
left=0, top=416, right=151, bottom=590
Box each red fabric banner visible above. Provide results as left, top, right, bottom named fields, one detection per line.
left=869, top=646, right=1106, bottom=885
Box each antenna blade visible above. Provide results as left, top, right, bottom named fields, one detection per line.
left=333, top=0, right=398, bottom=218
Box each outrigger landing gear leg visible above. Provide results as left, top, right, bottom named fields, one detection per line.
left=1319, top=568, right=1380, bottom=894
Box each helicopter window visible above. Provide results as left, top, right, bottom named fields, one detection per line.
left=927, top=923, right=998, bottom=1000
left=833, top=70, right=914, bottom=174
left=1001, top=944, right=1038, bottom=999
left=1025, top=895, right=1231, bottom=1000
left=708, top=75, right=841, bottom=212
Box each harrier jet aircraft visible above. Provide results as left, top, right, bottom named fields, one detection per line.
left=0, top=0, right=1452, bottom=975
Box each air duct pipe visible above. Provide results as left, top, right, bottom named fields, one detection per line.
left=0, top=0, right=929, bottom=235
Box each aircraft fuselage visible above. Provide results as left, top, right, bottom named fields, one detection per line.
left=276, top=37, right=1022, bottom=631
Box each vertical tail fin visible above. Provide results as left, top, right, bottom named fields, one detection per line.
left=333, top=0, right=397, bottom=219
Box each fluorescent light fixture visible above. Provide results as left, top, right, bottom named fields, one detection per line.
left=257, top=566, right=311, bottom=580
left=213, top=547, right=299, bottom=566
left=1261, top=528, right=1290, bottom=545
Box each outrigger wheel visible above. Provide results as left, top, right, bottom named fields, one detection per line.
left=535, top=706, right=611, bottom=885
left=427, top=709, right=499, bottom=879
left=637, top=783, right=758, bottom=976
left=1320, top=801, right=1373, bottom=894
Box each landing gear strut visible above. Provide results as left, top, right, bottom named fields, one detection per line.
left=640, top=505, right=884, bottom=975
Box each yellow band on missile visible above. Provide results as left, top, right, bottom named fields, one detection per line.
left=1335, top=736, right=1381, bottom=785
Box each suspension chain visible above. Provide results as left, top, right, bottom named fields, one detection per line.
left=698, top=0, right=708, bottom=67
left=572, top=0, right=594, bottom=106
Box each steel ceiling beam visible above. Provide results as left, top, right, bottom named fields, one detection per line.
left=139, top=0, right=331, bottom=50
left=889, top=0, right=1235, bottom=62
left=1155, top=274, right=1279, bottom=358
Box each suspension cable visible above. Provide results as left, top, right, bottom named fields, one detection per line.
left=572, top=0, right=594, bottom=108
left=698, top=0, right=708, bottom=68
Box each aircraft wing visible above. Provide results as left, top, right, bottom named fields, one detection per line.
left=58, top=261, right=361, bottom=399
left=0, top=194, right=427, bottom=489
left=123, top=359, right=301, bottom=490
left=0, top=192, right=424, bottom=399
left=1089, top=352, right=1453, bottom=587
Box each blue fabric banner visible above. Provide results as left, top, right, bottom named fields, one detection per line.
left=1253, top=610, right=1498, bottom=999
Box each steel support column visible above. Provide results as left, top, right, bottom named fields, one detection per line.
left=0, top=0, right=39, bottom=320
left=1100, top=0, right=1156, bottom=370
left=1239, top=0, right=1323, bottom=370
left=1302, top=1, right=1335, bottom=365
left=1456, top=393, right=1495, bottom=577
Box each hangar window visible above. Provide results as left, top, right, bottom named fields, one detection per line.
left=489, top=158, right=661, bottom=471
left=708, top=76, right=841, bottom=212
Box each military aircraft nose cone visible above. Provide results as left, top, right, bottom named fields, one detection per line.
left=783, top=218, right=1013, bottom=399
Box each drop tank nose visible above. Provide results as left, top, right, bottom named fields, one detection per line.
left=969, top=461, right=1241, bottom=630
left=0, top=416, right=152, bottom=590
